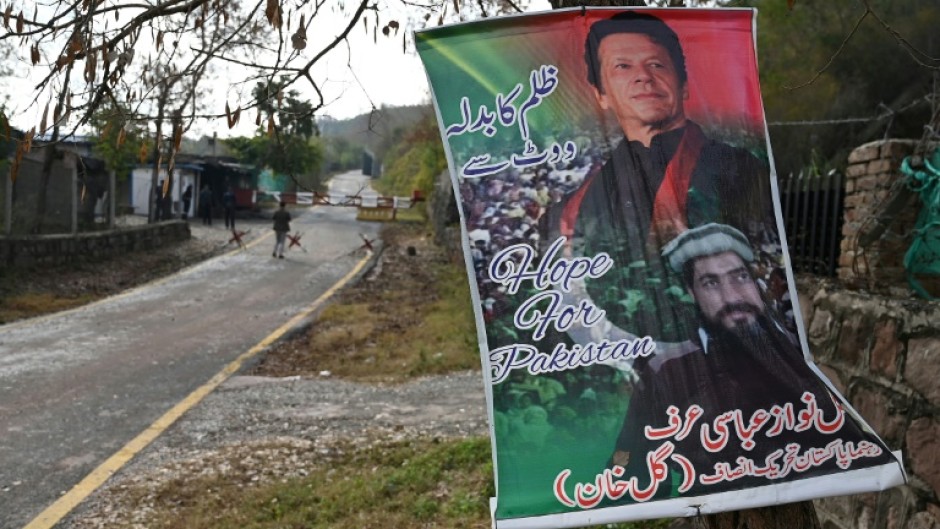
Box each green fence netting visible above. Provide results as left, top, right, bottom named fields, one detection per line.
left=900, top=148, right=940, bottom=299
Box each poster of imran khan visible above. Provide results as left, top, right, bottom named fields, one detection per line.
left=416, top=7, right=906, bottom=529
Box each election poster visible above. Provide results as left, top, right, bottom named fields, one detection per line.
left=416, top=8, right=906, bottom=528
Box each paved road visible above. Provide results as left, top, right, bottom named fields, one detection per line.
left=0, top=171, right=381, bottom=529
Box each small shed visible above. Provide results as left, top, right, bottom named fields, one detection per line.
left=130, top=164, right=203, bottom=219
left=199, top=159, right=257, bottom=209
left=128, top=156, right=260, bottom=218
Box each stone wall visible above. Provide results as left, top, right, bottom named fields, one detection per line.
left=0, top=220, right=190, bottom=267
left=823, top=140, right=940, bottom=527
left=796, top=277, right=940, bottom=529
left=839, top=140, right=940, bottom=297
left=784, top=140, right=940, bottom=529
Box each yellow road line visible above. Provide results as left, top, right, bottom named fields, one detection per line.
left=22, top=251, right=372, bottom=529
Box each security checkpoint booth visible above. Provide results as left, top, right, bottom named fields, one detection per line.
left=128, top=158, right=257, bottom=219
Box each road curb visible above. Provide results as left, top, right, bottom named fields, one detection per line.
left=238, top=241, right=386, bottom=374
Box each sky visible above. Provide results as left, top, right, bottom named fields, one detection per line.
left=280, top=1, right=553, bottom=124
left=2, top=1, right=553, bottom=138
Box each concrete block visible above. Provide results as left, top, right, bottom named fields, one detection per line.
left=867, top=158, right=895, bottom=176
left=846, top=163, right=869, bottom=178
left=871, top=319, right=902, bottom=380
left=843, top=194, right=869, bottom=208
left=907, top=509, right=940, bottom=529
left=881, top=141, right=915, bottom=162
left=809, top=309, right=835, bottom=348
left=815, top=494, right=856, bottom=527
left=907, top=418, right=940, bottom=499
left=852, top=384, right=907, bottom=446
left=857, top=175, right=883, bottom=191
left=798, top=289, right=814, bottom=335
left=818, top=363, right=846, bottom=396
left=837, top=314, right=870, bottom=367
left=905, top=338, right=940, bottom=406
left=849, top=142, right=883, bottom=164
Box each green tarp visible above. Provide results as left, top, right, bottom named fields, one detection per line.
left=901, top=148, right=940, bottom=299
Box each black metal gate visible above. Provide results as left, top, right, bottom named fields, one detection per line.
left=778, top=170, right=845, bottom=277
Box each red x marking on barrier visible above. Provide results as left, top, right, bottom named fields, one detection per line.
left=288, top=232, right=303, bottom=249
left=228, top=229, right=247, bottom=248
left=358, top=233, right=375, bottom=252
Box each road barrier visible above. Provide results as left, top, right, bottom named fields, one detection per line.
left=356, top=207, right=397, bottom=222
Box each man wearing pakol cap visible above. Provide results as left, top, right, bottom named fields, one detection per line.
left=607, top=223, right=894, bottom=499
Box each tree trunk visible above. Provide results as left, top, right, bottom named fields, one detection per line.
left=149, top=102, right=165, bottom=224
left=108, top=169, right=115, bottom=229
left=4, top=164, right=12, bottom=235
left=33, top=66, right=73, bottom=234
left=549, top=2, right=824, bottom=528
left=33, top=141, right=57, bottom=234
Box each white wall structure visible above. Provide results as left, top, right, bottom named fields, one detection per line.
left=130, top=166, right=201, bottom=217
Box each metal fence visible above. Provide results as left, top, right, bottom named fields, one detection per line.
left=778, top=170, right=845, bottom=277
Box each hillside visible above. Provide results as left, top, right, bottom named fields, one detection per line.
left=318, top=104, right=434, bottom=154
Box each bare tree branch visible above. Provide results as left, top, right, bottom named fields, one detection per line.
left=785, top=7, right=870, bottom=90
left=862, top=0, right=940, bottom=69
left=787, top=0, right=938, bottom=91
left=0, top=0, right=535, bottom=188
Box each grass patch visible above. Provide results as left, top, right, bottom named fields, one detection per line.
left=133, top=437, right=492, bottom=529
left=251, top=224, right=479, bottom=382
left=0, top=291, right=96, bottom=323
left=398, top=264, right=479, bottom=377
left=393, top=207, right=428, bottom=223
left=128, top=437, right=672, bottom=529
left=0, top=264, right=98, bottom=322
left=309, top=260, right=476, bottom=382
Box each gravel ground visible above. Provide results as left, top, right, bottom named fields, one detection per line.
left=64, top=371, right=489, bottom=528
left=56, top=219, right=490, bottom=529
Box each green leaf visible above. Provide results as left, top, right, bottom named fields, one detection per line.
left=664, top=285, right=694, bottom=304
left=617, top=290, right=646, bottom=317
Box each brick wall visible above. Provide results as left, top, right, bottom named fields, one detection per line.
left=0, top=220, right=190, bottom=267
left=796, top=277, right=940, bottom=529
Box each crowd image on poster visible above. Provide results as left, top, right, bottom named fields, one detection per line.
left=416, top=8, right=905, bottom=528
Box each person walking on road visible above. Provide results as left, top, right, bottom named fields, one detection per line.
left=272, top=201, right=291, bottom=259
left=198, top=185, right=213, bottom=226
left=181, top=184, right=193, bottom=220
left=223, top=186, right=237, bottom=229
